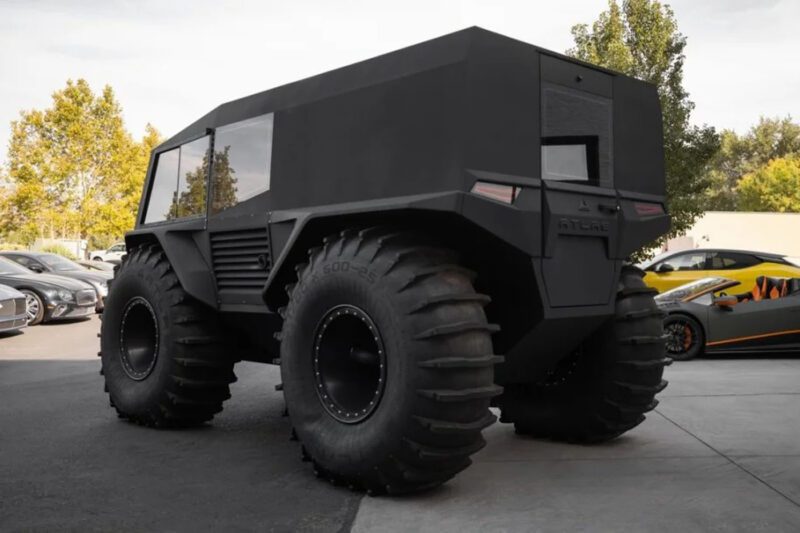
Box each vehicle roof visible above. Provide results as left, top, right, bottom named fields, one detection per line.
left=644, top=248, right=787, bottom=267
left=157, top=26, right=629, bottom=154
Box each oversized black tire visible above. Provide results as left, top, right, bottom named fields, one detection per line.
left=20, top=289, right=45, bottom=325
left=100, top=244, right=237, bottom=427
left=664, top=314, right=705, bottom=361
left=498, top=265, right=670, bottom=442
left=280, top=228, right=502, bottom=495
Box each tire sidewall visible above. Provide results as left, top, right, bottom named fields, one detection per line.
left=664, top=314, right=704, bottom=361
left=282, top=254, right=417, bottom=476
left=101, top=256, right=175, bottom=415
left=21, top=289, right=45, bottom=325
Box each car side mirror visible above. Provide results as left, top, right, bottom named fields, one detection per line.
left=657, top=263, right=674, bottom=273
left=712, top=295, right=737, bottom=309
left=28, top=264, right=44, bottom=273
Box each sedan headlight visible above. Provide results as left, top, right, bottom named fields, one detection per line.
left=90, top=280, right=108, bottom=297
left=56, top=289, right=75, bottom=302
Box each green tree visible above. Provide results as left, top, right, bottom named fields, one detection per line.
left=1, top=79, right=161, bottom=246
left=706, top=116, right=800, bottom=209
left=569, top=0, right=720, bottom=255
left=736, top=156, right=800, bottom=212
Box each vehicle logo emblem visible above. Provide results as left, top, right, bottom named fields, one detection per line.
left=578, top=200, right=590, bottom=212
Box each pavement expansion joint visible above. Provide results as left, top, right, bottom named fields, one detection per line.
left=654, top=409, right=800, bottom=510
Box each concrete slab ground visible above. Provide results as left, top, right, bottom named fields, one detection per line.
left=2, top=319, right=800, bottom=531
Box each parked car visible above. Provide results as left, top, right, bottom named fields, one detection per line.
left=0, top=252, right=111, bottom=312
left=88, top=242, right=126, bottom=262
left=0, top=284, right=27, bottom=334
left=642, top=249, right=800, bottom=295
left=657, top=276, right=800, bottom=360
left=0, top=257, right=97, bottom=325
left=76, top=259, right=116, bottom=273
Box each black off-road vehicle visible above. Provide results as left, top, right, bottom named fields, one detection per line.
left=100, top=28, right=671, bottom=494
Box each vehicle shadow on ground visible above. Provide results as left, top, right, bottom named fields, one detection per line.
left=0, top=361, right=363, bottom=531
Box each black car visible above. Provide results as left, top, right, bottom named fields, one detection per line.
left=0, top=257, right=97, bottom=325
left=0, top=252, right=111, bottom=312
left=657, top=276, right=800, bottom=360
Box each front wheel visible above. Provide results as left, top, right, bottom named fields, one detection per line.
left=280, top=229, right=501, bottom=495
left=21, top=290, right=44, bottom=325
left=100, top=244, right=237, bottom=427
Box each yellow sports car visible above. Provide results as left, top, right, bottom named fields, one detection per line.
left=642, top=249, right=800, bottom=295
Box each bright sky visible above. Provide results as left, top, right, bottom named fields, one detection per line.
left=0, top=0, right=798, bottom=163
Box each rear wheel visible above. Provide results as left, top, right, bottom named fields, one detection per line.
left=664, top=314, right=704, bottom=361
left=280, top=228, right=501, bottom=494
left=498, top=265, right=670, bottom=442
left=100, top=244, right=236, bottom=427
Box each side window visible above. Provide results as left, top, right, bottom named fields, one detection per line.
left=143, top=136, right=210, bottom=224
left=110, top=244, right=125, bottom=252
left=175, top=136, right=210, bottom=218
left=144, top=148, right=180, bottom=224
left=661, top=252, right=707, bottom=271
left=210, top=113, right=274, bottom=215
left=708, top=252, right=761, bottom=270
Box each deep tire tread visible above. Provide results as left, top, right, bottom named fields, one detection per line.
left=101, top=243, right=236, bottom=428
left=281, top=228, right=497, bottom=495
left=499, top=264, right=669, bottom=443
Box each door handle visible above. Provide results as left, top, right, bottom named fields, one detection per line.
left=598, top=202, right=620, bottom=214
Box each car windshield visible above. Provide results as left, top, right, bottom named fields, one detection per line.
left=38, top=253, right=84, bottom=272
left=655, top=277, right=737, bottom=303
left=0, top=256, right=34, bottom=275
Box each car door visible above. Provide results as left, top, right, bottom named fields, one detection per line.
left=649, top=251, right=708, bottom=292
left=706, top=293, right=800, bottom=351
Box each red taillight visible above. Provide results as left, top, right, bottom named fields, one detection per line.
left=470, top=181, right=520, bottom=204
left=634, top=202, right=664, bottom=216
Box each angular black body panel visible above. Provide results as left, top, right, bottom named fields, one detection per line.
left=127, top=27, right=669, bottom=378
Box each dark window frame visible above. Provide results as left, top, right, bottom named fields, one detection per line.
left=141, top=132, right=211, bottom=226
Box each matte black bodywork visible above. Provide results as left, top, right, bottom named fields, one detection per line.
left=657, top=277, right=800, bottom=354
left=126, top=27, right=669, bottom=383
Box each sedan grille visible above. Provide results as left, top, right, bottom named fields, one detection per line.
left=210, top=228, right=271, bottom=292
left=76, top=289, right=97, bottom=306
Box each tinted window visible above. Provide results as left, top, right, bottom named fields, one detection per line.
left=144, top=148, right=179, bottom=224
left=541, top=137, right=598, bottom=183
left=659, top=252, right=707, bottom=271
left=211, top=114, right=274, bottom=215
left=708, top=252, right=761, bottom=270
left=175, top=136, right=210, bottom=218
left=143, top=137, right=210, bottom=224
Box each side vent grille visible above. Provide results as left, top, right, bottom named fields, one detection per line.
left=210, top=228, right=271, bottom=291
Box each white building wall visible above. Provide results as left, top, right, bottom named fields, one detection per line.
left=666, top=212, right=800, bottom=257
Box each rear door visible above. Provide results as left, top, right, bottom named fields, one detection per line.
left=539, top=56, right=619, bottom=307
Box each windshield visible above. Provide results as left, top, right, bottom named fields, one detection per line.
left=655, top=277, right=738, bottom=303
left=38, top=253, right=84, bottom=272
left=0, top=256, right=34, bottom=275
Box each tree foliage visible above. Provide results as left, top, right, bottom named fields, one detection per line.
left=568, top=0, right=720, bottom=254
left=0, top=79, right=161, bottom=247
left=706, top=116, right=800, bottom=210
left=736, top=156, right=800, bottom=212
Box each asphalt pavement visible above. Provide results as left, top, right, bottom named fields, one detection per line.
left=2, top=319, right=800, bottom=531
